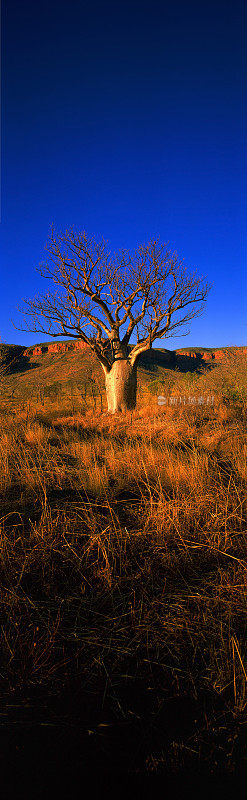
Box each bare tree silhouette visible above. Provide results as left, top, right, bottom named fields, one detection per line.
left=17, top=228, right=210, bottom=413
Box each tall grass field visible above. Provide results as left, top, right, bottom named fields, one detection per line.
left=0, top=345, right=246, bottom=788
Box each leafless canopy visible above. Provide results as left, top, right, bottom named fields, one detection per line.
left=17, top=228, right=210, bottom=371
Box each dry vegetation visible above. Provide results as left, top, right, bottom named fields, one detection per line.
left=0, top=348, right=247, bottom=783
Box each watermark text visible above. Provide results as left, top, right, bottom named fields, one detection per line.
left=157, top=395, right=215, bottom=406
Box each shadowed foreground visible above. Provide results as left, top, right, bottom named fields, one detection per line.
left=0, top=349, right=247, bottom=792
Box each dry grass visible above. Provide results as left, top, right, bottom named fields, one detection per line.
left=0, top=350, right=247, bottom=778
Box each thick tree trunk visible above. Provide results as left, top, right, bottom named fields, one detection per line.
left=105, top=359, right=137, bottom=413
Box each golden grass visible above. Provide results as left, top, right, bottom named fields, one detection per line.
left=0, top=350, right=247, bottom=775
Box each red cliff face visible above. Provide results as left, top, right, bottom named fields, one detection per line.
left=175, top=348, right=247, bottom=363
left=174, top=350, right=214, bottom=363
left=74, top=340, right=89, bottom=351
left=24, top=341, right=89, bottom=357
left=31, top=346, right=45, bottom=356
left=23, top=342, right=247, bottom=363
left=213, top=350, right=228, bottom=362
left=177, top=351, right=201, bottom=359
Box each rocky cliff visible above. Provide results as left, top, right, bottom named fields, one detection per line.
left=23, top=341, right=247, bottom=366
left=24, top=340, right=89, bottom=357
left=175, top=347, right=247, bottom=363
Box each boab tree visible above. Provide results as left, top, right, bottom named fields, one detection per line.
left=18, top=229, right=210, bottom=413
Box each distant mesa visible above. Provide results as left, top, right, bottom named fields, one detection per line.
left=175, top=349, right=225, bottom=363
left=22, top=341, right=247, bottom=364
left=175, top=347, right=247, bottom=363
left=24, top=340, right=89, bottom=357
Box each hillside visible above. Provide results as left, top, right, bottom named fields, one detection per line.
left=0, top=340, right=246, bottom=409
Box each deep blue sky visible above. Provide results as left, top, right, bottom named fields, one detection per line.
left=1, top=0, right=247, bottom=349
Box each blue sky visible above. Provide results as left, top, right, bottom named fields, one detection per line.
left=1, top=0, right=247, bottom=349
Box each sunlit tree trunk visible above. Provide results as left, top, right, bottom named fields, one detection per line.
left=104, top=359, right=137, bottom=413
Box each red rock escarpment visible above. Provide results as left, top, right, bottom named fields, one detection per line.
left=24, top=340, right=89, bottom=357
left=176, top=348, right=247, bottom=363
left=23, top=342, right=247, bottom=363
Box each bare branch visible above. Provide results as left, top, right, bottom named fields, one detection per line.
left=16, top=228, right=210, bottom=373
